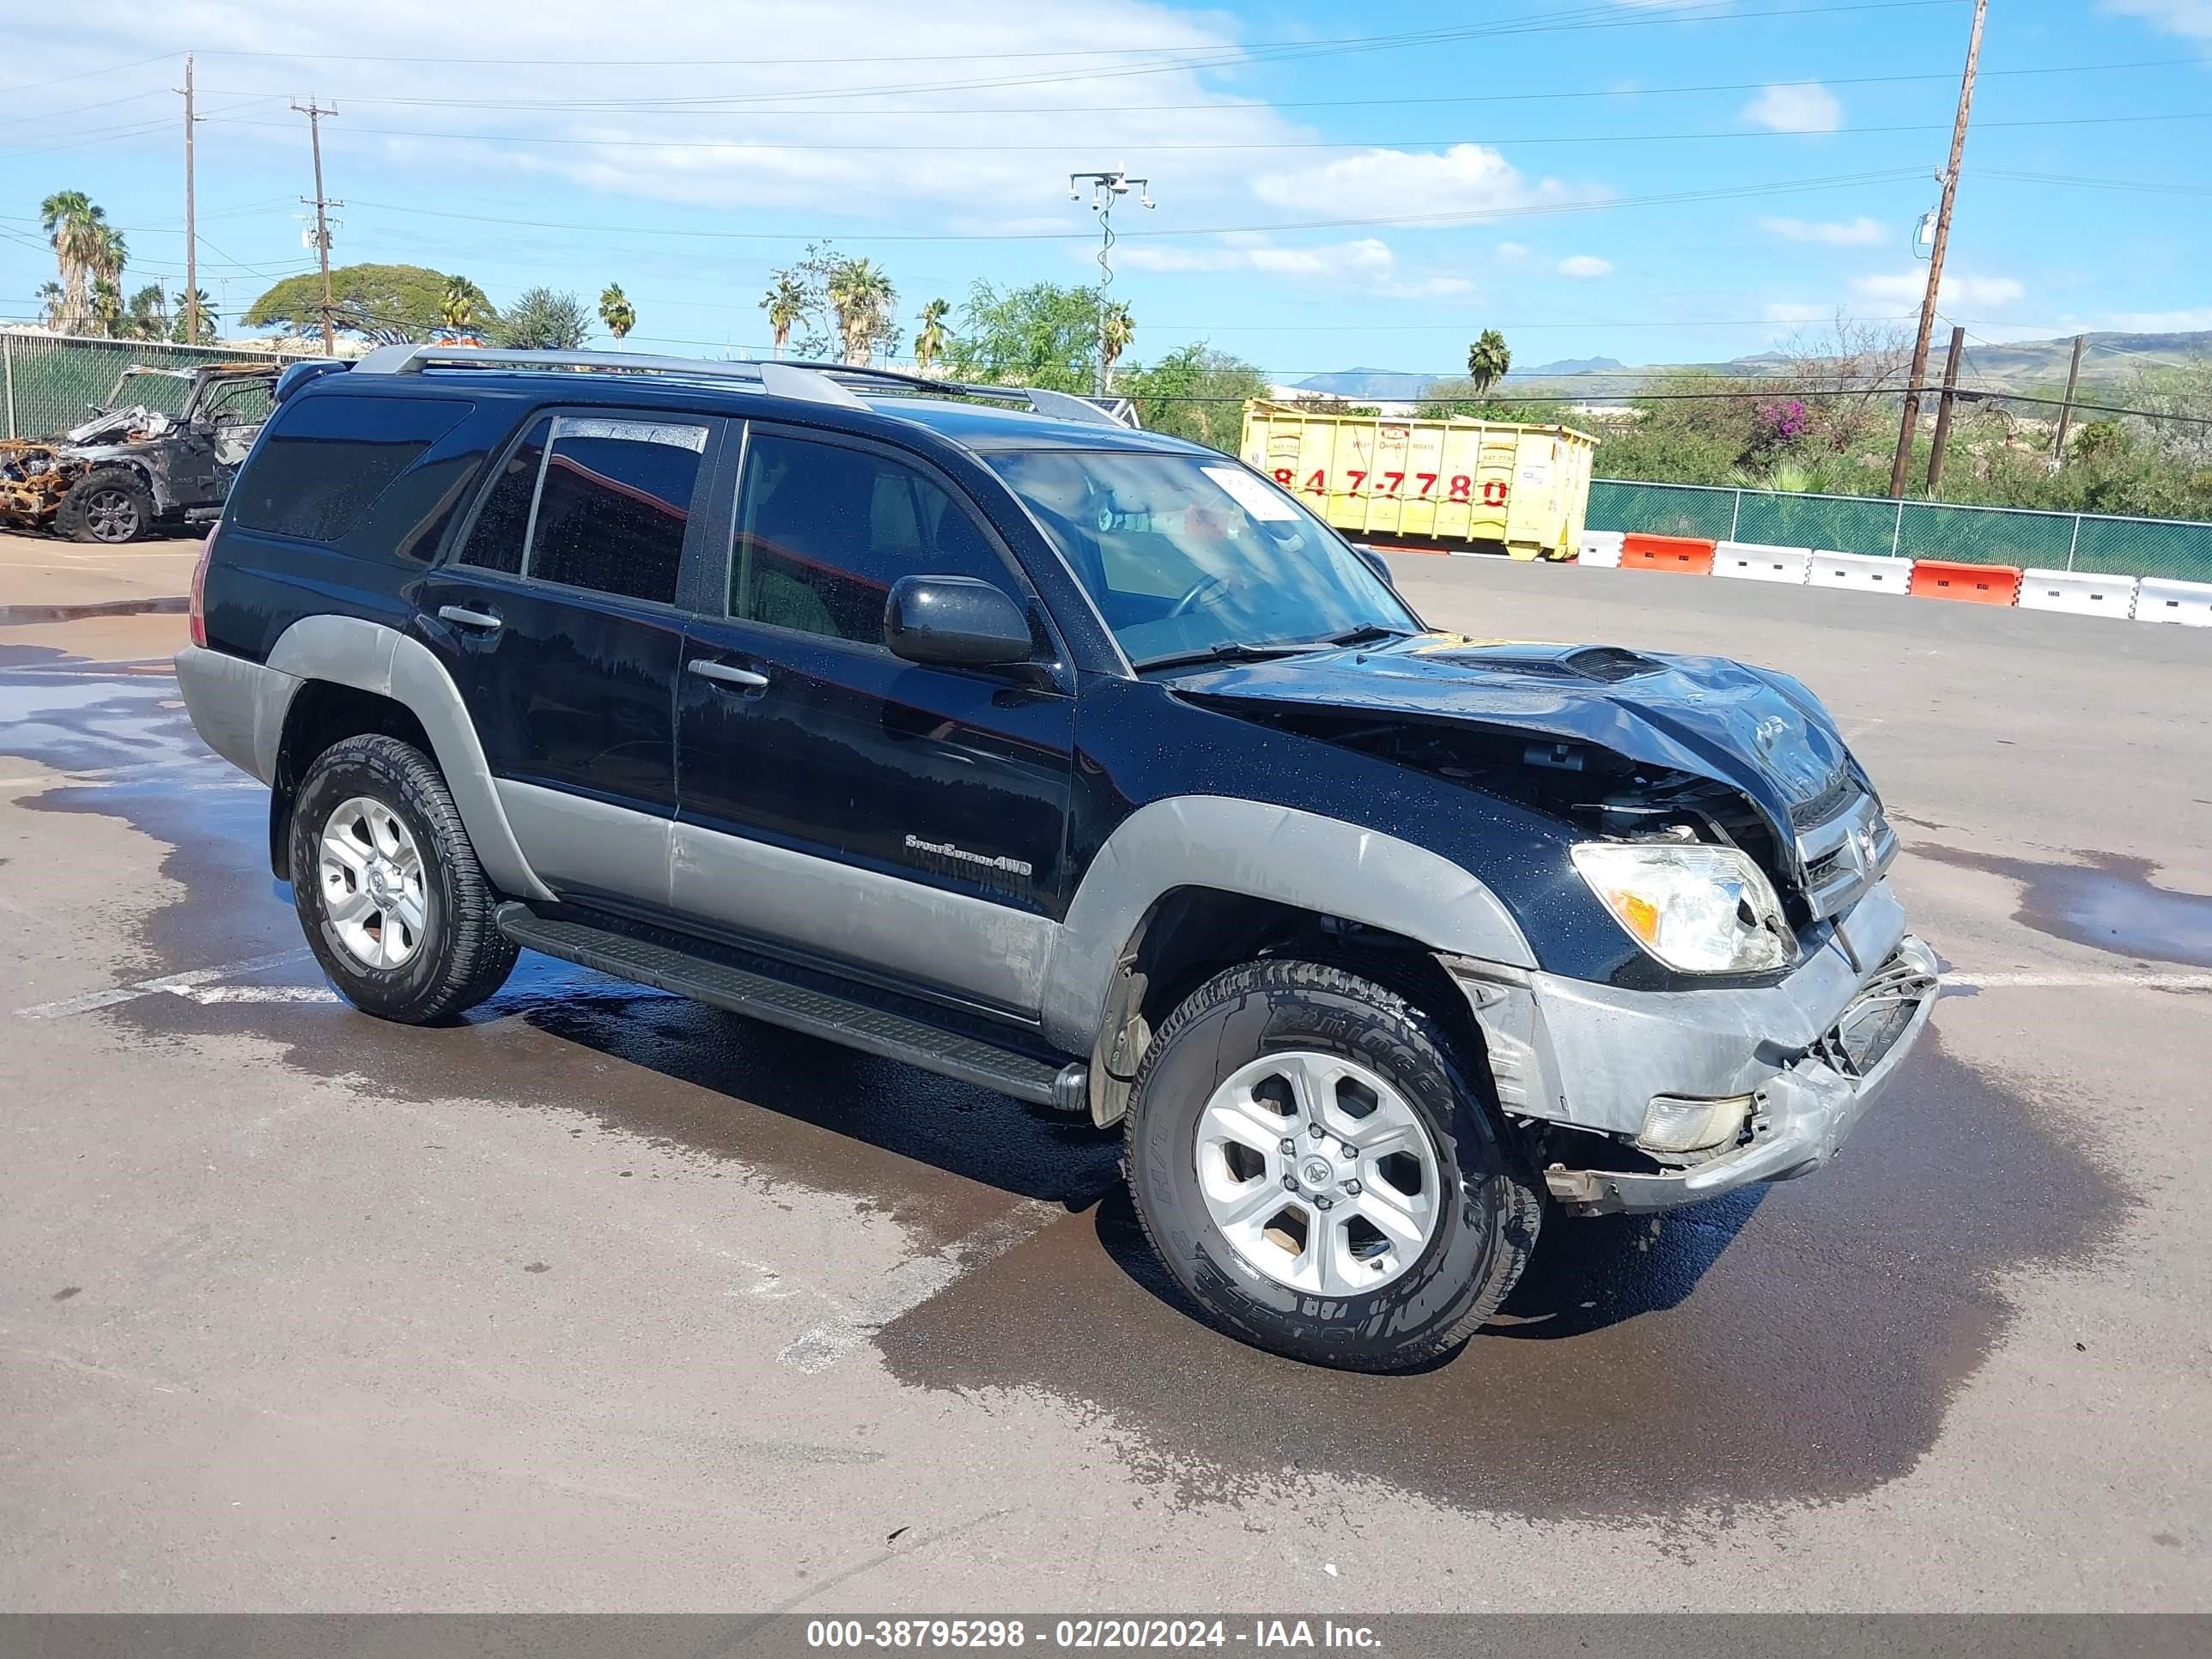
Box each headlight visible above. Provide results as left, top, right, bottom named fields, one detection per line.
left=1571, top=841, right=1796, bottom=975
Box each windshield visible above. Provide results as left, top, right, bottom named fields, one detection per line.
left=988, top=450, right=1419, bottom=667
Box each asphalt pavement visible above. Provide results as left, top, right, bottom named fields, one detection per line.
left=2, top=545, right=2208, bottom=1613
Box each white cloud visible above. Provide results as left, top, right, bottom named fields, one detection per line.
left=1557, top=255, right=1613, bottom=278
left=1763, top=301, right=1830, bottom=324
left=1741, top=82, right=1844, bottom=134
left=1852, top=270, right=2025, bottom=307
left=2102, top=1, right=2212, bottom=43
left=1119, top=236, right=1476, bottom=301
left=1761, top=215, right=1886, bottom=246
left=2109, top=307, right=2212, bottom=330
left=21, top=0, right=1308, bottom=220
left=1252, top=143, right=1601, bottom=225
left=1496, top=241, right=1531, bottom=261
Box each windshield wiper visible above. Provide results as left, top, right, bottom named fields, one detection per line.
left=1132, top=641, right=1323, bottom=673
left=1323, top=623, right=1413, bottom=647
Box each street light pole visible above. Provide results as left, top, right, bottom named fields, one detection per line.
left=1069, top=167, right=1153, bottom=398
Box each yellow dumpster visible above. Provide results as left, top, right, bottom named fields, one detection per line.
left=1239, top=402, right=1596, bottom=561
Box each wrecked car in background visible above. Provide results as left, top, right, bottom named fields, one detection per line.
left=0, top=362, right=277, bottom=543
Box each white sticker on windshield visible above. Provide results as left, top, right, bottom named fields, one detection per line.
left=1201, top=465, right=1299, bottom=521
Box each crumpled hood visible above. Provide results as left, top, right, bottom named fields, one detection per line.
left=1166, top=635, right=1862, bottom=864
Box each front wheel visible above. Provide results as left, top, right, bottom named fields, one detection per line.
left=57, top=467, right=155, bottom=544
left=290, top=733, right=518, bottom=1023
left=1124, top=958, right=1540, bottom=1372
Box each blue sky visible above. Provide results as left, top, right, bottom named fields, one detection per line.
left=3, top=0, right=2209, bottom=379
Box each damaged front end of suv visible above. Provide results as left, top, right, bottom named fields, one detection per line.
left=1167, top=635, right=1941, bottom=1214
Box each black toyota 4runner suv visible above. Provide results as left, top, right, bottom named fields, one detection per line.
left=177, top=346, right=1936, bottom=1371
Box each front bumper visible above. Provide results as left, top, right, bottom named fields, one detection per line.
left=1446, top=882, right=1940, bottom=1214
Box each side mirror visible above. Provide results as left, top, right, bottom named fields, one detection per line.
left=1353, top=544, right=1395, bottom=589
left=884, top=575, right=1034, bottom=668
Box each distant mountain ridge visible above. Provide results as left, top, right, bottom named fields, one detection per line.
left=1292, top=331, right=2212, bottom=404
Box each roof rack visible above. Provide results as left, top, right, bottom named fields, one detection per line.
left=349, top=344, right=1139, bottom=428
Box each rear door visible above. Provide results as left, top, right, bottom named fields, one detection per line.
left=420, top=409, right=720, bottom=910
left=672, top=422, right=1074, bottom=1017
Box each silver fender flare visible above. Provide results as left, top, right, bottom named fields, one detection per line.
left=264, top=616, right=554, bottom=902
left=1037, top=794, right=1535, bottom=1054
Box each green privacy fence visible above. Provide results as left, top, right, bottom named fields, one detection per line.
left=1587, top=478, right=2212, bottom=585
left=0, top=330, right=319, bottom=442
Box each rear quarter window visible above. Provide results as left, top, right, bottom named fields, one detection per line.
left=229, top=393, right=472, bottom=544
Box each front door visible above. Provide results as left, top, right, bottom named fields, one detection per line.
left=420, top=410, right=717, bottom=910
left=674, top=424, right=1074, bottom=1018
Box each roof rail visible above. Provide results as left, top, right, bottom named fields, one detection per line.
left=348, top=344, right=1136, bottom=427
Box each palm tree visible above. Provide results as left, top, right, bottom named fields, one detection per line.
left=1101, top=300, right=1133, bottom=389
left=35, top=281, right=65, bottom=329
left=126, top=284, right=169, bottom=341
left=436, top=275, right=491, bottom=338
left=89, top=277, right=125, bottom=339
left=598, top=282, right=636, bottom=342
left=1466, top=329, right=1511, bottom=398
left=171, top=289, right=217, bottom=344
left=39, top=190, right=110, bottom=331
left=826, top=258, right=895, bottom=368
left=914, top=297, right=951, bottom=374
left=760, top=272, right=806, bottom=357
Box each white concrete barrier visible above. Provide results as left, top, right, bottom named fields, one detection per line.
left=2018, top=568, right=2139, bottom=620
left=2133, top=575, right=2212, bottom=628
left=1714, top=541, right=1812, bottom=585
left=1577, top=529, right=1624, bottom=568
left=1808, top=550, right=1912, bottom=595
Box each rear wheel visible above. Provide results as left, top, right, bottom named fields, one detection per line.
left=1124, top=958, right=1540, bottom=1371
left=290, top=734, right=518, bottom=1023
left=57, top=467, right=155, bottom=544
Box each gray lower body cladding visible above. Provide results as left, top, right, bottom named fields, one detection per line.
left=1446, top=880, right=1941, bottom=1212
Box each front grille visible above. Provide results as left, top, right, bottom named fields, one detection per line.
left=1812, top=946, right=1938, bottom=1078
left=1789, top=769, right=1859, bottom=830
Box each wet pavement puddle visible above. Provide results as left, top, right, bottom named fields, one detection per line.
left=1916, top=843, right=2212, bottom=971
left=2, top=644, right=2136, bottom=1524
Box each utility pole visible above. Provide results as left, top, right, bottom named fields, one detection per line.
left=1887, top=0, right=1987, bottom=499
left=292, top=98, right=342, bottom=357
left=1924, top=325, right=1966, bottom=496
left=179, top=54, right=199, bottom=346
left=2051, top=332, right=2087, bottom=467
left=1069, top=167, right=1153, bottom=398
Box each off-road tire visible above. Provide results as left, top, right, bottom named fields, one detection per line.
left=56, top=467, right=155, bottom=544
left=291, top=734, right=518, bottom=1023
left=1124, top=958, right=1541, bottom=1372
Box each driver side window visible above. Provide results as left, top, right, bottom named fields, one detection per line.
left=728, top=432, right=1018, bottom=645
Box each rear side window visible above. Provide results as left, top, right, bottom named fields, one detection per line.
left=455, top=416, right=548, bottom=575
left=730, top=432, right=1012, bottom=642
left=528, top=418, right=706, bottom=606
left=229, top=393, right=470, bottom=544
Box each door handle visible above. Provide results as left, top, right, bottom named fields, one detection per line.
left=688, top=659, right=769, bottom=689
left=437, top=605, right=503, bottom=633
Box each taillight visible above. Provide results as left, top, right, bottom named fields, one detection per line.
left=188, top=526, right=215, bottom=648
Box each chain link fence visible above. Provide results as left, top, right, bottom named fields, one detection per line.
left=1588, top=478, right=2212, bottom=584
left=1, top=330, right=321, bottom=442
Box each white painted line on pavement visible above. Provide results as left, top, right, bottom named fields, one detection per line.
left=184, top=984, right=341, bottom=1004
left=1948, top=969, right=2212, bottom=991
left=14, top=948, right=312, bottom=1018
left=777, top=1200, right=1064, bottom=1374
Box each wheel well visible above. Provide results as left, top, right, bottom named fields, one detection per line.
left=1086, top=886, right=1492, bottom=1127
left=268, top=681, right=435, bottom=881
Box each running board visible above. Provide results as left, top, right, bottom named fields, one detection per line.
left=494, top=902, right=1081, bottom=1109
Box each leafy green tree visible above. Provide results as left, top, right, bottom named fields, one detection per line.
left=494, top=287, right=592, bottom=350
left=598, top=282, right=636, bottom=342
left=246, top=264, right=456, bottom=343
left=1122, top=344, right=1271, bottom=452
left=1466, top=329, right=1511, bottom=397
left=944, top=280, right=1099, bottom=393
left=914, top=297, right=951, bottom=374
